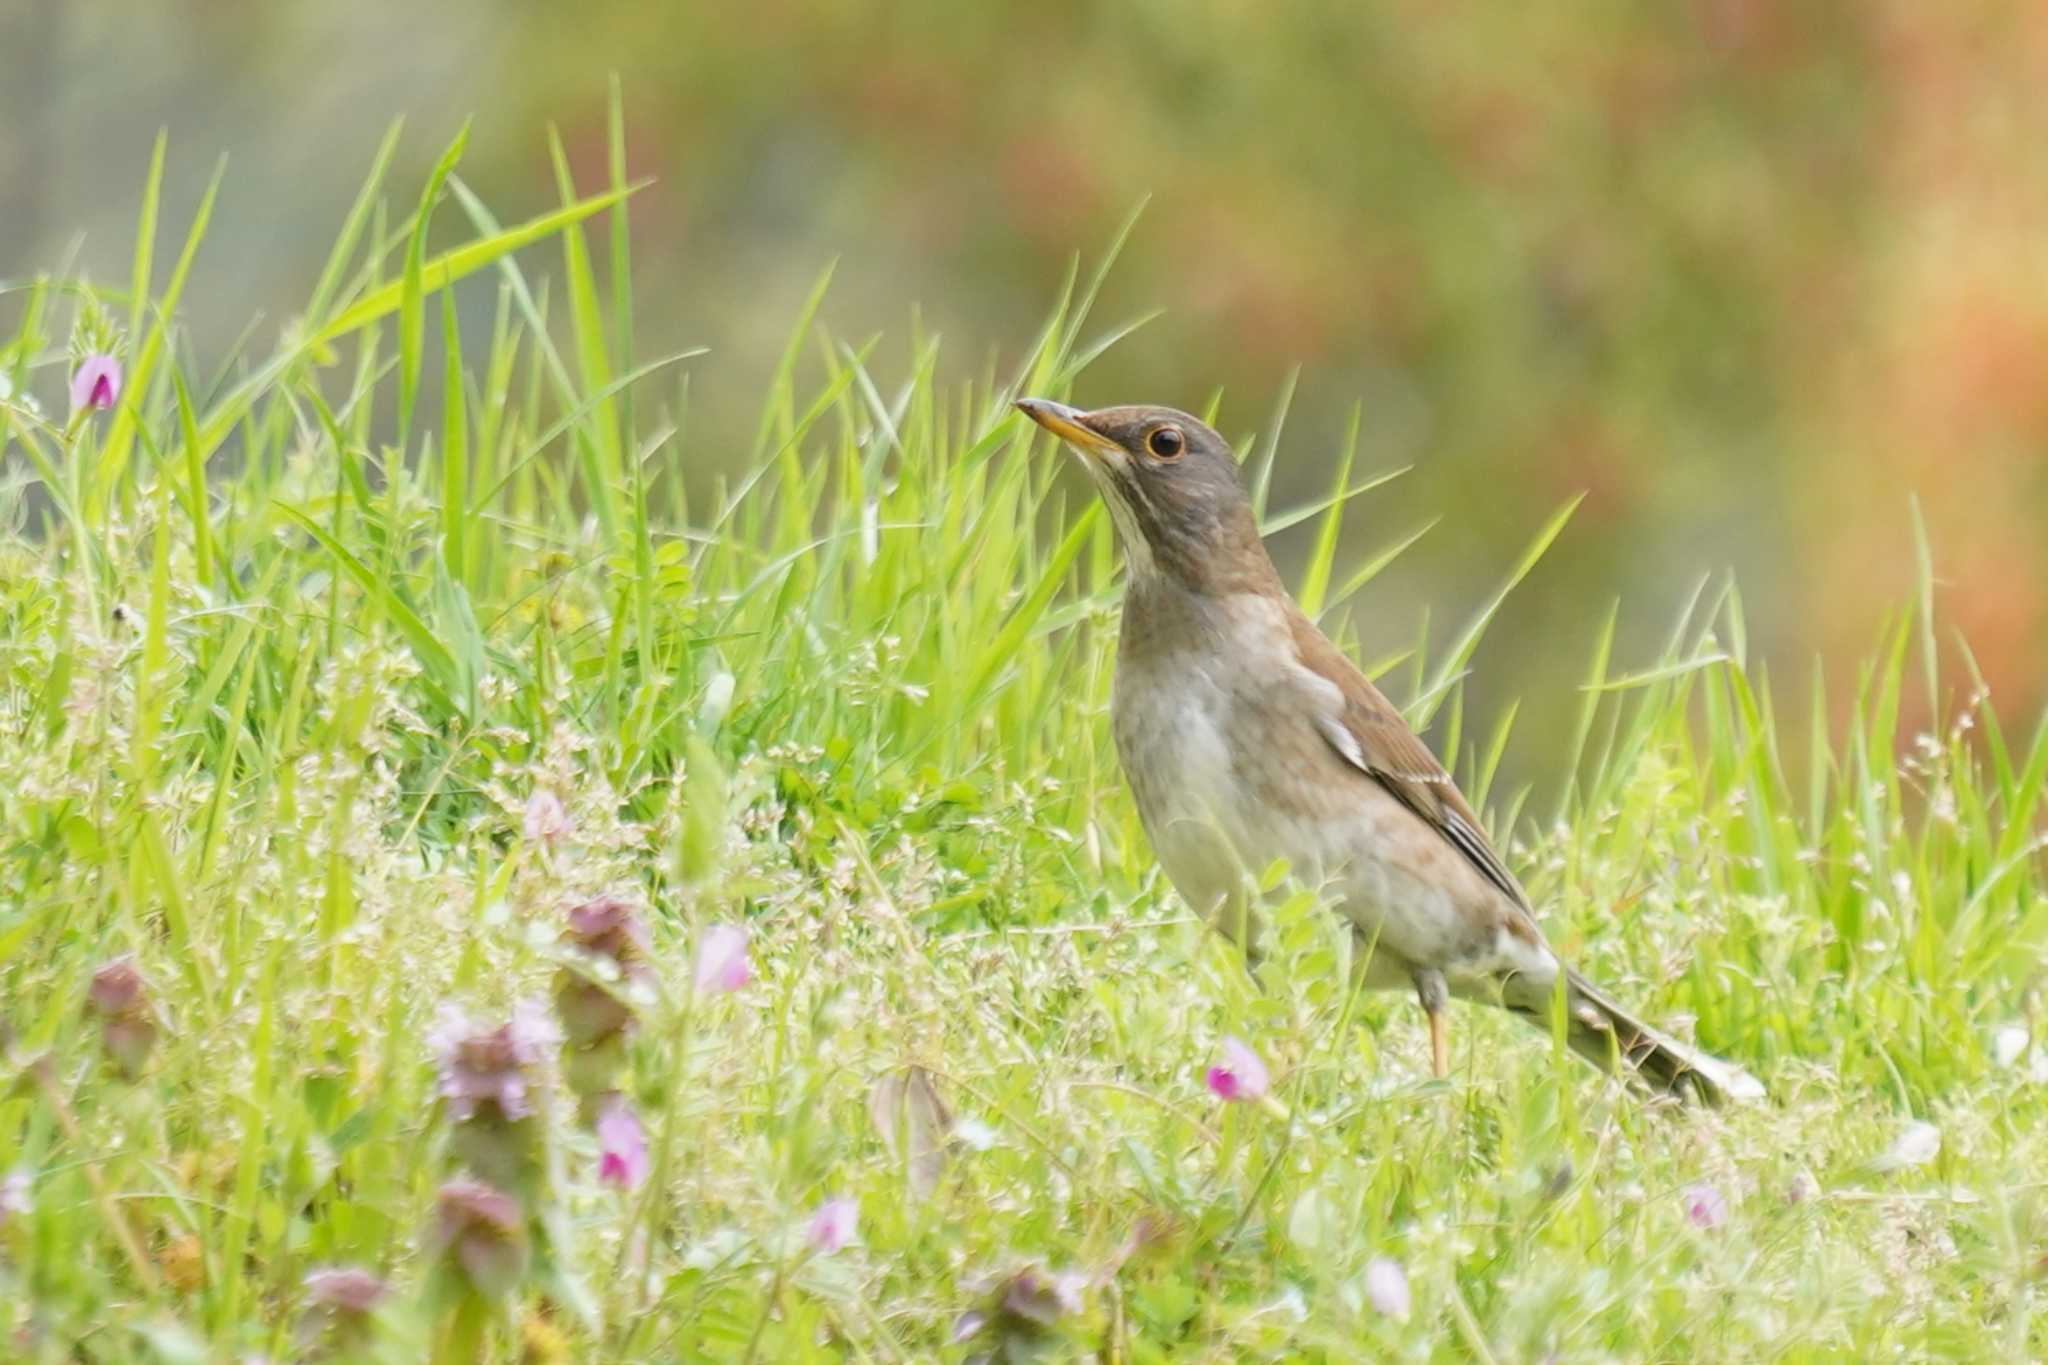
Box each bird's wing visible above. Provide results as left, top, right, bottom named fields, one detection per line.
left=1288, top=610, right=1534, bottom=914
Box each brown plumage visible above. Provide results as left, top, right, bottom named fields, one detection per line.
left=1017, top=397, right=1763, bottom=1104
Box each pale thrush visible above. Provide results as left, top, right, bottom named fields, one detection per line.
left=1017, top=397, right=1763, bottom=1104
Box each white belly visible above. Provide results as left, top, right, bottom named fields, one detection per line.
left=1112, top=665, right=1249, bottom=915
left=1111, top=646, right=1548, bottom=993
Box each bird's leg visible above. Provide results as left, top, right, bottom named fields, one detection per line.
left=1415, top=969, right=1450, bottom=1080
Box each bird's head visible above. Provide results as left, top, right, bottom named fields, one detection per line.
left=1015, top=398, right=1277, bottom=596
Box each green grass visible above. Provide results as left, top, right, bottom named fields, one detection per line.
left=5, top=117, right=2048, bottom=1363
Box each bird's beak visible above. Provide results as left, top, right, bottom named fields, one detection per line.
left=1015, top=397, right=1121, bottom=463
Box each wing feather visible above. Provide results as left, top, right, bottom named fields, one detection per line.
left=1292, top=613, right=1531, bottom=911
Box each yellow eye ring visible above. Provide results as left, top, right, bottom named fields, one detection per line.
left=1146, top=426, right=1186, bottom=460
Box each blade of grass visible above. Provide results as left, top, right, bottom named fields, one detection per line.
left=1412, top=494, right=1583, bottom=730
left=96, top=151, right=222, bottom=518
left=1295, top=401, right=1361, bottom=618
left=304, top=119, right=405, bottom=328
left=318, top=182, right=640, bottom=344
left=398, top=121, right=471, bottom=451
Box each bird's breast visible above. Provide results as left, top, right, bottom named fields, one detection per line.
left=1109, top=590, right=1328, bottom=916
left=1109, top=592, right=1524, bottom=979
left=1111, top=650, right=1255, bottom=917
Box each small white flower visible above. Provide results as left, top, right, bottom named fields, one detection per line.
left=0, top=1169, right=31, bottom=1223
left=1872, top=1119, right=1941, bottom=1172
left=699, top=671, right=736, bottom=730
left=693, top=923, right=751, bottom=995
left=1364, top=1257, right=1411, bottom=1321
left=953, top=1117, right=998, bottom=1152
left=523, top=790, right=572, bottom=846
left=806, top=1197, right=858, bottom=1254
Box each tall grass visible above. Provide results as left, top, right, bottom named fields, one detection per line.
left=3, top=114, right=2047, bottom=1361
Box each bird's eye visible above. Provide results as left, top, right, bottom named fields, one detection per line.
left=1146, top=426, right=1185, bottom=460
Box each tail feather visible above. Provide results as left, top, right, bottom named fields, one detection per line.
left=1557, top=969, right=1765, bottom=1105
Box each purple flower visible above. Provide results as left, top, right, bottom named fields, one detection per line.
left=70, top=354, right=122, bottom=413
left=429, top=1000, right=559, bottom=1122
left=1205, top=1036, right=1270, bottom=1103
left=297, top=1265, right=389, bottom=1351
left=807, top=1196, right=858, bottom=1254
left=87, top=958, right=147, bottom=1015
left=555, top=895, right=653, bottom=1055
left=86, top=957, right=158, bottom=1078
left=303, top=1266, right=390, bottom=1315
left=1683, top=1182, right=1728, bottom=1229
left=595, top=1096, right=649, bottom=1190
left=431, top=1177, right=529, bottom=1300
left=693, top=923, right=751, bottom=995
left=1364, top=1256, right=1411, bottom=1321
left=523, top=790, right=572, bottom=846
left=563, top=895, right=651, bottom=962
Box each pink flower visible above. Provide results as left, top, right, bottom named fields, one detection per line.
left=429, top=1001, right=559, bottom=1121
left=1364, top=1256, right=1411, bottom=1321
left=70, top=354, right=122, bottom=413
left=807, top=1196, right=858, bottom=1254
left=523, top=790, right=572, bottom=846
left=1683, top=1182, right=1728, bottom=1229
left=303, top=1266, right=390, bottom=1315
left=596, top=1096, right=650, bottom=1189
left=693, top=923, right=751, bottom=995
left=1205, top=1036, right=1269, bottom=1102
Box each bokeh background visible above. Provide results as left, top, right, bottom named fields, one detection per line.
left=7, top=0, right=2047, bottom=770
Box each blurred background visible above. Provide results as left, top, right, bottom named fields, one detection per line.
left=6, top=0, right=2047, bottom=772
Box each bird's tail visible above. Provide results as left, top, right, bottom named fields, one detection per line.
left=1557, top=969, right=1765, bottom=1105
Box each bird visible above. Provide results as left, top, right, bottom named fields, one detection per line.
left=1015, top=396, right=1763, bottom=1104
